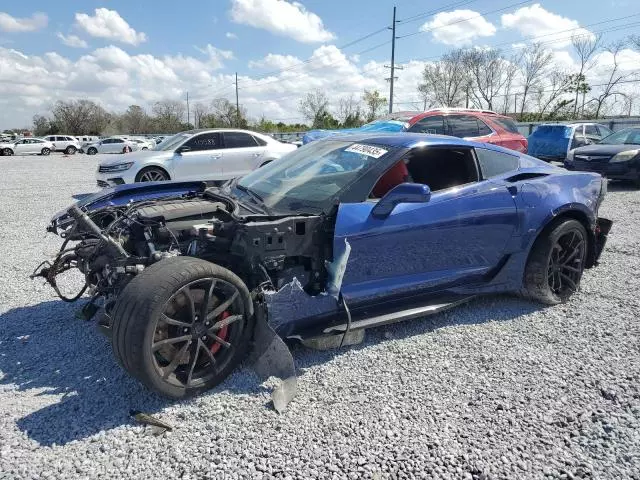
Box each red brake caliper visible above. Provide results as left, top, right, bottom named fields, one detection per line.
left=210, top=311, right=230, bottom=354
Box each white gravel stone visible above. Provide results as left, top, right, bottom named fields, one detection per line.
left=0, top=153, right=639, bottom=479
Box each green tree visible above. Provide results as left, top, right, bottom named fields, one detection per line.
left=362, top=90, right=387, bottom=122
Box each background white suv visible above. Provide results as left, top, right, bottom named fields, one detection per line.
left=85, top=137, right=139, bottom=155
left=43, top=135, right=82, bottom=154
left=95, top=129, right=297, bottom=187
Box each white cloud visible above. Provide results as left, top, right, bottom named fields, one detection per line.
left=249, top=53, right=300, bottom=70
left=195, top=44, right=234, bottom=69
left=501, top=4, right=594, bottom=49
left=56, top=33, right=88, bottom=48
left=421, top=10, right=496, bottom=46
left=0, top=12, right=47, bottom=33
left=230, top=0, right=335, bottom=43
left=75, top=8, right=147, bottom=46
left=226, top=32, right=238, bottom=39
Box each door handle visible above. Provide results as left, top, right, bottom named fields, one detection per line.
left=211, top=153, right=222, bottom=159
left=253, top=152, right=262, bottom=157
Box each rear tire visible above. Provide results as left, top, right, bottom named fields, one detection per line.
left=110, top=257, right=254, bottom=399
left=41, top=148, right=50, bottom=156
left=87, top=147, right=97, bottom=155
left=65, top=146, right=77, bottom=155
left=1, top=148, right=12, bottom=156
left=521, top=219, right=587, bottom=305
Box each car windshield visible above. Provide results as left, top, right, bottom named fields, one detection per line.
left=156, top=133, right=193, bottom=151
left=597, top=128, right=640, bottom=145
left=234, top=140, right=394, bottom=213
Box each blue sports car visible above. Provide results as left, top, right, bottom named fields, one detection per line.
left=34, top=133, right=611, bottom=409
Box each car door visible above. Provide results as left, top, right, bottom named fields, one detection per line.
left=96, top=139, right=110, bottom=153
left=172, top=132, right=224, bottom=181
left=334, top=147, right=519, bottom=304
left=111, top=138, right=125, bottom=153
left=221, top=131, right=266, bottom=177
left=56, top=136, right=68, bottom=150
left=13, top=139, right=30, bottom=154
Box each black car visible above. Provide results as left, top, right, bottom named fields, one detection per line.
left=565, top=127, right=640, bottom=185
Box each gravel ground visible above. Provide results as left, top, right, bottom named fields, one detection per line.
left=0, top=153, right=639, bottom=480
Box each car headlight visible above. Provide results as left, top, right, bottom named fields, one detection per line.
left=610, top=149, right=639, bottom=163
left=100, top=162, right=134, bottom=172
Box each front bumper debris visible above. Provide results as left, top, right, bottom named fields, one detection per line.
left=250, top=298, right=297, bottom=413
left=594, top=217, right=613, bottom=264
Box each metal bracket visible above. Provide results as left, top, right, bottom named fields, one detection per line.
left=250, top=299, right=297, bottom=413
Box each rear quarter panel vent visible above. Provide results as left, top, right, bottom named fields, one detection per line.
left=506, top=173, right=549, bottom=182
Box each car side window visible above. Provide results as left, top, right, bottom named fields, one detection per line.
left=407, top=115, right=445, bottom=135
left=597, top=125, right=612, bottom=137
left=183, top=132, right=221, bottom=151
left=402, top=147, right=480, bottom=193
left=223, top=132, right=258, bottom=148
left=114, top=139, right=124, bottom=144
left=475, top=148, right=519, bottom=179
left=252, top=135, right=267, bottom=146
left=585, top=125, right=598, bottom=136
left=447, top=115, right=480, bottom=137
left=477, top=119, right=492, bottom=136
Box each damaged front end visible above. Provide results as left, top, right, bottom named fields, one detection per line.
left=33, top=184, right=345, bottom=411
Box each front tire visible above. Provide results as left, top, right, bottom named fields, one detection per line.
left=136, top=167, right=169, bottom=182
left=87, top=147, right=98, bottom=155
left=41, top=148, right=50, bottom=156
left=65, top=146, right=77, bottom=155
left=521, top=219, right=587, bottom=305
left=110, top=257, right=254, bottom=399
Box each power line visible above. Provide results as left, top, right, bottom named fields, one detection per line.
left=397, top=0, right=480, bottom=25
left=397, top=0, right=532, bottom=40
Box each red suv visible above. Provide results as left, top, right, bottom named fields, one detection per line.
left=398, top=108, right=528, bottom=153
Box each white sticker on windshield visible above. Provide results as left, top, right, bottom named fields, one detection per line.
left=344, top=143, right=388, bottom=158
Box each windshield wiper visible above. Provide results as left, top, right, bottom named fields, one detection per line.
left=235, top=184, right=271, bottom=215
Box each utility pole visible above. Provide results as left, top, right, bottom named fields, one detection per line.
left=186, top=91, right=190, bottom=127
left=235, top=72, right=240, bottom=127
left=386, top=6, right=400, bottom=114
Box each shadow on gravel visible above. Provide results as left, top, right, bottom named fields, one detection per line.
left=290, top=294, right=542, bottom=374
left=71, top=193, right=94, bottom=201
left=0, top=294, right=541, bottom=446
left=607, top=180, right=639, bottom=192
left=0, top=300, right=174, bottom=446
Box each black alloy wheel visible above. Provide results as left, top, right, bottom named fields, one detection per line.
left=151, top=278, right=244, bottom=389
left=522, top=219, right=587, bottom=304
left=546, top=228, right=586, bottom=298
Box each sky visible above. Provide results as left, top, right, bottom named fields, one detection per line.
left=0, top=0, right=639, bottom=130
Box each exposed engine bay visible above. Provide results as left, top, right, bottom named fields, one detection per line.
left=34, top=190, right=334, bottom=323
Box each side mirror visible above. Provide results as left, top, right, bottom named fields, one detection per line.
left=176, top=146, right=191, bottom=154
left=371, top=183, right=431, bottom=219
